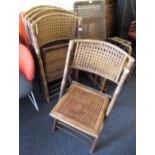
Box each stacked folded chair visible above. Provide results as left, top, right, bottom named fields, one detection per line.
left=22, top=5, right=82, bottom=102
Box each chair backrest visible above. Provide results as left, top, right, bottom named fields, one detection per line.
left=22, top=6, right=57, bottom=44
left=28, top=8, right=77, bottom=23
left=27, top=8, right=77, bottom=45
left=71, top=39, right=133, bottom=83
left=30, top=13, right=81, bottom=48
left=22, top=5, right=56, bottom=18
left=60, top=39, right=135, bottom=116
left=74, top=0, right=105, bottom=40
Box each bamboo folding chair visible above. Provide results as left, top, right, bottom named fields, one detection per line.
left=49, top=39, right=135, bottom=153
left=30, top=13, right=81, bottom=102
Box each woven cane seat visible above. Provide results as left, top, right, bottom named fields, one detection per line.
left=50, top=82, right=109, bottom=137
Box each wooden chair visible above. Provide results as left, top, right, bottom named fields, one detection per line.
left=49, top=39, right=135, bottom=153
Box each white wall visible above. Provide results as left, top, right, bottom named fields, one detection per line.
left=19, top=0, right=89, bottom=12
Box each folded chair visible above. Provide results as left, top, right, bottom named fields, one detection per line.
left=30, top=13, right=81, bottom=102
left=49, top=39, right=135, bottom=153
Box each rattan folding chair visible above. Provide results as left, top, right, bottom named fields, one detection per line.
left=74, top=0, right=105, bottom=40
left=49, top=39, right=135, bottom=153
left=30, top=13, right=81, bottom=102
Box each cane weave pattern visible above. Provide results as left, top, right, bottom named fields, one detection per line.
left=33, top=14, right=80, bottom=47
left=71, top=40, right=128, bottom=83
left=55, top=83, right=109, bottom=132
left=74, top=1, right=105, bottom=40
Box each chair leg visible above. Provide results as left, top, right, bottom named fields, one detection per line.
left=89, top=137, right=99, bottom=153
left=100, top=79, right=108, bottom=92
left=28, top=91, right=39, bottom=111
left=53, top=119, right=58, bottom=132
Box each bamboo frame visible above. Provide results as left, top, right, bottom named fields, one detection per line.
left=50, top=39, right=135, bottom=153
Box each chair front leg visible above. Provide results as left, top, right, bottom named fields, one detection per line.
left=89, top=137, right=99, bottom=153
left=53, top=119, right=58, bottom=132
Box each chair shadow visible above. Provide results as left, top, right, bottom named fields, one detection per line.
left=96, top=123, right=135, bottom=152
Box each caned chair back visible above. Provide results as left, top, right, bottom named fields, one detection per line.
left=31, top=13, right=81, bottom=48
left=74, top=0, right=105, bottom=40
left=27, top=8, right=77, bottom=44
left=70, top=39, right=134, bottom=84
left=22, top=6, right=52, bottom=44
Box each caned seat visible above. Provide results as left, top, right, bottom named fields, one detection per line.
left=50, top=82, right=109, bottom=137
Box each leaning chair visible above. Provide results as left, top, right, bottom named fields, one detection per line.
left=49, top=39, right=135, bottom=153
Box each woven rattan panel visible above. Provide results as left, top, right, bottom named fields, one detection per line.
left=72, top=40, right=128, bottom=83
left=74, top=1, right=105, bottom=40
left=34, top=14, right=78, bottom=47
left=74, top=1, right=103, bottom=19
left=57, top=84, right=109, bottom=130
